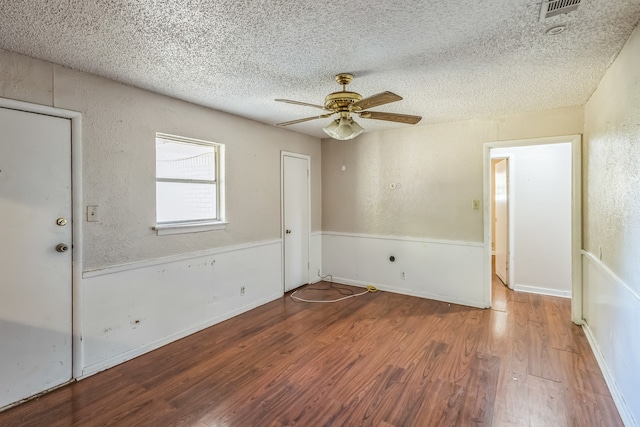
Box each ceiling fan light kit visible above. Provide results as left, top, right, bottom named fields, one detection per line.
left=276, top=73, right=422, bottom=140
left=323, top=116, right=364, bottom=140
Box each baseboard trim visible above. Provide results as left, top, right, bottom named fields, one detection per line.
left=330, top=276, right=488, bottom=309
left=582, top=323, right=637, bottom=427
left=513, top=284, right=571, bottom=298
left=79, top=291, right=283, bottom=378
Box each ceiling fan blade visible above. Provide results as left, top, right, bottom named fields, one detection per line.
left=352, top=92, right=402, bottom=110
left=358, top=111, right=422, bottom=125
left=275, top=99, right=328, bottom=110
left=276, top=113, right=334, bottom=127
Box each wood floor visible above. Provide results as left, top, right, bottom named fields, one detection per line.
left=0, top=277, right=623, bottom=426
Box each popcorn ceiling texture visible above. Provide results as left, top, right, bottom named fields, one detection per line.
left=0, top=0, right=639, bottom=138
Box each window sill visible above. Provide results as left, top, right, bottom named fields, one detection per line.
left=154, top=221, right=228, bottom=236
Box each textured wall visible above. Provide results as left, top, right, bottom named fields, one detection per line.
left=0, top=49, right=321, bottom=271
left=584, top=23, right=640, bottom=297
left=322, top=107, right=583, bottom=242
left=0, top=49, right=53, bottom=105
left=582, top=24, right=640, bottom=426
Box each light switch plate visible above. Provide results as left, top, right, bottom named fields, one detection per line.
left=87, top=205, right=99, bottom=222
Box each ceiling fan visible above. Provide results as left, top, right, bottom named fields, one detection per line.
left=275, top=73, right=422, bottom=140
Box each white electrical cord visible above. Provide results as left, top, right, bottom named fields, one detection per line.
left=290, top=275, right=378, bottom=303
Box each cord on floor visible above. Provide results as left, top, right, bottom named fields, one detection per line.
left=290, top=275, right=378, bottom=303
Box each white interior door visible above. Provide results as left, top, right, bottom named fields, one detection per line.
left=282, top=154, right=310, bottom=292
left=0, top=107, right=73, bottom=409
left=494, top=158, right=509, bottom=286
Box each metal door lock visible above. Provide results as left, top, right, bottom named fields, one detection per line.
left=56, top=243, right=69, bottom=253
left=285, top=229, right=292, bottom=234
left=56, top=218, right=68, bottom=226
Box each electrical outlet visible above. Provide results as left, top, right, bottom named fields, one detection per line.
left=240, top=286, right=245, bottom=296
left=472, top=200, right=480, bottom=210
left=401, top=271, right=406, bottom=280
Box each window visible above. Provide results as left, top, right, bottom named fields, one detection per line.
left=155, top=133, right=225, bottom=234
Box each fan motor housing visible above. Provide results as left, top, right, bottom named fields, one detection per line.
left=324, top=91, right=363, bottom=112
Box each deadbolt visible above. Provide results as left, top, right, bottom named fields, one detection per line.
left=56, top=243, right=69, bottom=253
left=56, top=217, right=68, bottom=226
left=285, top=229, right=292, bottom=234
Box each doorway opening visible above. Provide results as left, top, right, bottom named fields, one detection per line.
left=483, top=135, right=582, bottom=324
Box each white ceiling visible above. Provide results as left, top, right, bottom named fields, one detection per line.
left=1, top=0, right=639, bottom=138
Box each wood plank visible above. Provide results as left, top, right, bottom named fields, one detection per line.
left=477, top=308, right=509, bottom=356
left=381, top=340, right=450, bottom=425
left=563, top=386, right=625, bottom=427
left=527, top=293, right=546, bottom=323
left=506, top=299, right=529, bottom=338
left=456, top=352, right=501, bottom=425
left=491, top=272, right=509, bottom=312
left=492, top=368, right=529, bottom=427
left=527, top=320, right=563, bottom=382
left=492, top=327, right=529, bottom=427
left=528, top=374, right=569, bottom=427
left=544, top=295, right=579, bottom=353
left=413, top=380, right=466, bottom=425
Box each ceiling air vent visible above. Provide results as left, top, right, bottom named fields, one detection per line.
left=539, top=0, right=582, bottom=20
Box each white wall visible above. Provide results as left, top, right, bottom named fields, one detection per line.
left=0, top=48, right=322, bottom=376
left=583, top=23, right=640, bottom=427
left=492, top=143, right=572, bottom=297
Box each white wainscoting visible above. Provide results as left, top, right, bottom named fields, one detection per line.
left=322, top=232, right=487, bottom=308
left=582, top=251, right=640, bottom=427
left=309, top=231, right=322, bottom=284
left=80, top=240, right=283, bottom=377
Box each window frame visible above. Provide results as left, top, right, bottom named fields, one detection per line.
left=153, top=133, right=226, bottom=235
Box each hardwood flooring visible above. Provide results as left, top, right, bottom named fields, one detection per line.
left=0, top=278, right=623, bottom=426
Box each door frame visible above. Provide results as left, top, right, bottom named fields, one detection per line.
left=280, top=151, right=311, bottom=292
left=483, top=134, right=583, bottom=324
left=0, top=97, right=84, bottom=378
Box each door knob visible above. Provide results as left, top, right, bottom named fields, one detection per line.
left=56, top=217, right=68, bottom=226
left=285, top=229, right=292, bottom=234
left=56, top=243, right=69, bottom=253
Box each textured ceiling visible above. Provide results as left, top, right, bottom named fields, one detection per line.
left=1, top=0, right=639, bottom=138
